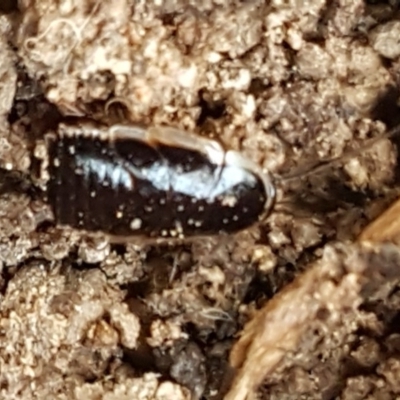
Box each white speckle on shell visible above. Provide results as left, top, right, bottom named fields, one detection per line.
left=130, top=218, right=142, bottom=230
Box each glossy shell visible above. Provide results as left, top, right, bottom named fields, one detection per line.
left=46, top=122, right=275, bottom=239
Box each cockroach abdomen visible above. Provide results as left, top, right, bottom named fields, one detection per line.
left=46, top=122, right=275, bottom=239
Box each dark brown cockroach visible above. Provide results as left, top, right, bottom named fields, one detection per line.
left=45, top=121, right=276, bottom=240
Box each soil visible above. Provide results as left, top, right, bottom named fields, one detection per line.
left=1, top=1, right=400, bottom=399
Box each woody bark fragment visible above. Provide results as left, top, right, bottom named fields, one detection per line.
left=359, top=197, right=400, bottom=244
left=227, top=242, right=400, bottom=400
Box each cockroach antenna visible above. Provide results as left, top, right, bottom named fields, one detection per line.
left=264, top=122, right=400, bottom=218
left=275, top=123, right=400, bottom=184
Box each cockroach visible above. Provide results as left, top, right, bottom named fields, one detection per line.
left=45, top=121, right=276, bottom=240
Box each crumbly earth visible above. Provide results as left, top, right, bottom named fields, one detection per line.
left=0, top=1, right=400, bottom=399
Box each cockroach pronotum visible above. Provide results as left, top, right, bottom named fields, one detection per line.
left=45, top=121, right=276, bottom=240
